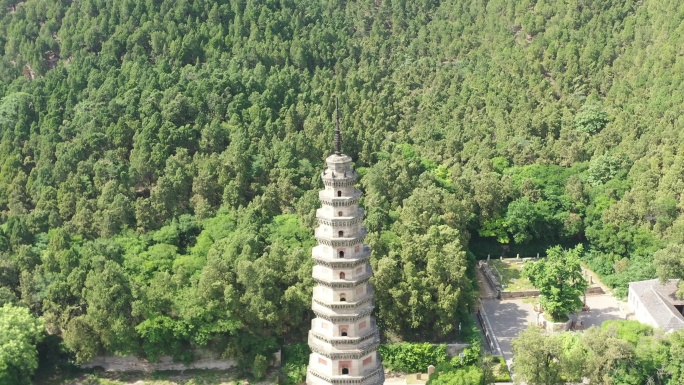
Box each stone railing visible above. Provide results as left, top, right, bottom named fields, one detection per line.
left=479, top=262, right=501, bottom=292
left=476, top=307, right=502, bottom=356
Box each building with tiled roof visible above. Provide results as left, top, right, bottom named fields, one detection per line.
left=628, top=279, right=684, bottom=332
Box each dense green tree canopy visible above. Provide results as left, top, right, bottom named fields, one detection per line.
left=654, top=243, right=684, bottom=299
left=511, top=327, right=565, bottom=385
left=513, top=321, right=682, bottom=385
left=0, top=304, right=45, bottom=385
left=1, top=0, right=684, bottom=369
left=523, top=245, right=588, bottom=320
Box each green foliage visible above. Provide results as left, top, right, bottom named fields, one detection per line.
left=281, top=344, right=310, bottom=385
left=429, top=343, right=505, bottom=385
left=601, top=320, right=653, bottom=345
left=491, top=157, right=510, bottom=174
left=586, top=154, right=628, bottom=187
left=135, top=316, right=192, bottom=363
left=228, top=333, right=278, bottom=374
left=654, top=243, right=684, bottom=299
left=379, top=343, right=447, bottom=373
left=427, top=365, right=483, bottom=385
left=450, top=344, right=480, bottom=369
left=523, top=245, right=588, bottom=320
left=0, top=0, right=684, bottom=374
left=582, top=325, right=635, bottom=384
left=252, top=354, right=268, bottom=380
left=669, top=331, right=684, bottom=384
left=512, top=322, right=684, bottom=385
left=373, top=223, right=474, bottom=338
left=478, top=217, right=509, bottom=244
left=575, top=104, right=610, bottom=134
left=511, top=327, right=566, bottom=385
left=0, top=304, right=45, bottom=385
left=490, top=356, right=512, bottom=382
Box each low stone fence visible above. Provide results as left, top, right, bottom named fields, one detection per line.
left=500, top=285, right=604, bottom=300
left=475, top=307, right=502, bottom=356
left=585, top=286, right=605, bottom=295
left=479, top=262, right=501, bottom=292
left=445, top=343, right=470, bottom=358
left=500, top=290, right=539, bottom=299
left=81, top=355, right=238, bottom=372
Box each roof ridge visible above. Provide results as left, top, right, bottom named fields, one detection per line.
left=651, top=288, right=684, bottom=326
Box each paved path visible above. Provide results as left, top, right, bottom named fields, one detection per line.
left=579, top=294, right=631, bottom=328
left=481, top=298, right=535, bottom=368
left=482, top=294, right=630, bottom=369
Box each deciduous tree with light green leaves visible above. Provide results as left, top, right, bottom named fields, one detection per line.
left=654, top=243, right=684, bottom=299
left=0, top=304, right=45, bottom=385
left=511, top=327, right=564, bottom=385
left=523, top=245, right=588, bottom=321
left=669, top=330, right=684, bottom=384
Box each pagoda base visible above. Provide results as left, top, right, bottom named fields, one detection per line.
left=307, top=367, right=385, bottom=385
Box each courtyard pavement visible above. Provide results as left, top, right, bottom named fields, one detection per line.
left=481, top=294, right=632, bottom=368
left=581, top=294, right=631, bottom=328
left=481, top=298, right=535, bottom=368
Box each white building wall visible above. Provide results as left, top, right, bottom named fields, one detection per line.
left=628, top=286, right=662, bottom=329
left=307, top=153, right=383, bottom=385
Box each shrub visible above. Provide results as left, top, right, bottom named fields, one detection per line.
left=281, top=344, right=310, bottom=385
left=253, top=354, right=268, bottom=380
left=575, top=104, right=609, bottom=134
left=379, top=343, right=447, bottom=373
left=427, top=366, right=483, bottom=385
left=451, top=344, right=480, bottom=369
left=491, top=356, right=511, bottom=382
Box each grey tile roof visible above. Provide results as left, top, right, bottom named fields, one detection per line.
left=629, top=279, right=684, bottom=331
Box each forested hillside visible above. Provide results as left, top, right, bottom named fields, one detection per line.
left=1, top=0, right=684, bottom=371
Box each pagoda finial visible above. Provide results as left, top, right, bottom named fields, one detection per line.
left=334, top=96, right=342, bottom=156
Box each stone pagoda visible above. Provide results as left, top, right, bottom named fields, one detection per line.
left=306, top=104, right=384, bottom=385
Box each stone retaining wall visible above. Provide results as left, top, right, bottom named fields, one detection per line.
left=80, top=349, right=282, bottom=372
left=81, top=355, right=238, bottom=372
left=445, top=343, right=470, bottom=358
left=500, top=290, right=539, bottom=299
left=585, top=286, right=605, bottom=295
left=542, top=319, right=573, bottom=332
left=500, top=285, right=604, bottom=300
left=479, top=262, right=501, bottom=292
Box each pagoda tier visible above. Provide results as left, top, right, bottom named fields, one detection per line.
left=306, top=153, right=384, bottom=385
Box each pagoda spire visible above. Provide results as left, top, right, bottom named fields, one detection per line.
left=334, top=97, right=342, bottom=156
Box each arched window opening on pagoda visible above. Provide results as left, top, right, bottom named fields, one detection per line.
left=305, top=109, right=385, bottom=380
